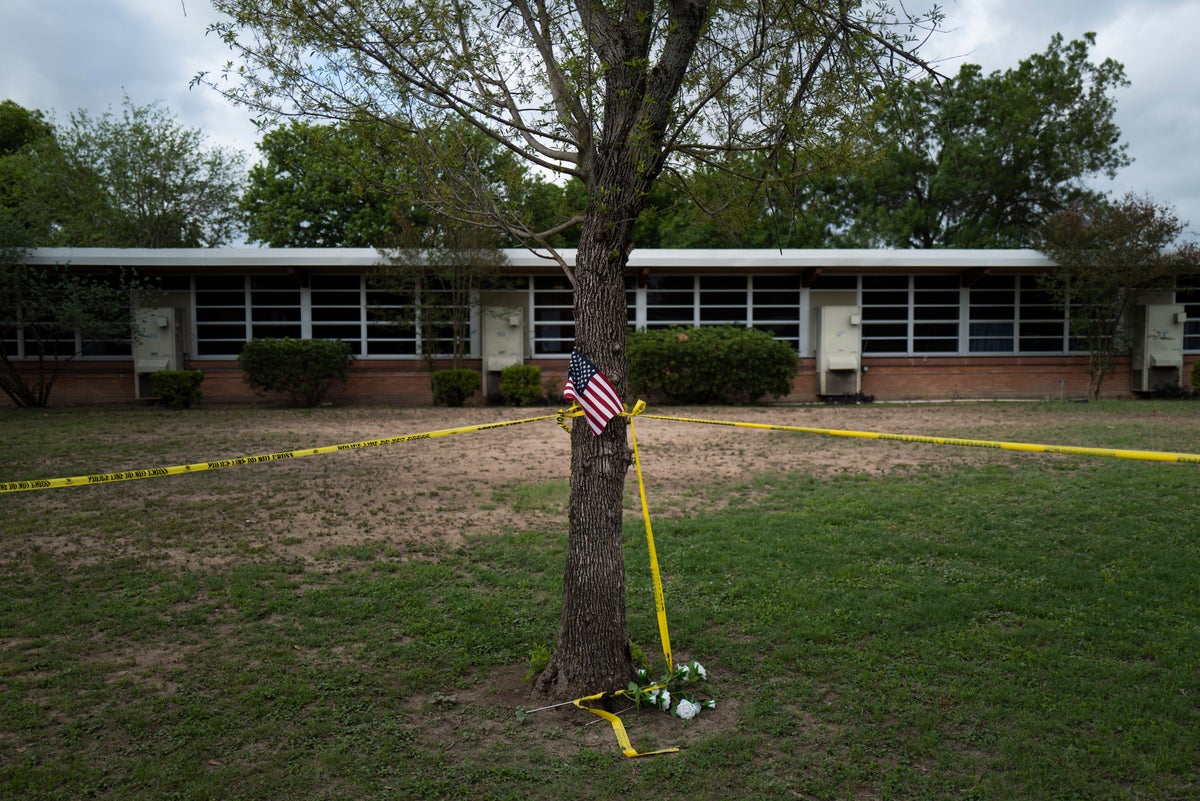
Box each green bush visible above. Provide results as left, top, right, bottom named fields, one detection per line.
left=432, top=368, right=480, bottom=407
left=499, top=364, right=543, bottom=406
left=1192, top=360, right=1200, bottom=392
left=149, top=369, right=204, bottom=409
left=238, top=338, right=354, bottom=407
left=628, top=325, right=798, bottom=404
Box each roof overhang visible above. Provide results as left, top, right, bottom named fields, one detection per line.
left=22, top=247, right=1056, bottom=274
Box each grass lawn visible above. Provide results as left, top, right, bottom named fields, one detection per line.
left=1, top=402, right=1198, bottom=799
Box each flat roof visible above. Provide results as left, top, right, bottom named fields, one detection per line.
left=23, top=247, right=1055, bottom=271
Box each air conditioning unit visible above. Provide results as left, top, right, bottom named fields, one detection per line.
left=133, top=307, right=186, bottom=399
left=1130, top=304, right=1186, bottom=393
left=814, top=305, right=862, bottom=396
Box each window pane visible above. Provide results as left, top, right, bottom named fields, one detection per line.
left=195, top=276, right=247, bottom=355
left=534, top=276, right=576, bottom=355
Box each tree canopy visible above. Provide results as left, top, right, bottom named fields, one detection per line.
left=824, top=33, right=1130, bottom=248
left=241, top=120, right=397, bottom=247
left=0, top=97, right=246, bottom=248
left=242, top=117, right=578, bottom=249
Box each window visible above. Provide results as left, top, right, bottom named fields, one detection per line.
left=968, top=275, right=1016, bottom=353
left=311, top=275, right=365, bottom=355
left=532, top=275, right=574, bottom=355
left=861, top=276, right=909, bottom=354
left=968, top=275, right=1069, bottom=354
left=912, top=276, right=961, bottom=354
left=1017, top=277, right=1069, bottom=353
left=645, top=275, right=695, bottom=328
left=1176, top=278, right=1200, bottom=351
left=365, top=286, right=417, bottom=356
left=194, top=276, right=249, bottom=356
left=249, top=275, right=302, bottom=340
left=698, top=276, right=748, bottom=325
left=750, top=275, right=802, bottom=348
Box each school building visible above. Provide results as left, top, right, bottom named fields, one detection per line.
left=8, top=247, right=1199, bottom=406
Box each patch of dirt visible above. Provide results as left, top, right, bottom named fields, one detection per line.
left=224, top=401, right=1035, bottom=555
left=5, top=401, right=1076, bottom=570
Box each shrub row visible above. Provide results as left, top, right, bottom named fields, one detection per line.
left=627, top=325, right=798, bottom=404
left=192, top=327, right=803, bottom=410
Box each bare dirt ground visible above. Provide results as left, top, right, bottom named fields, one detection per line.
left=209, top=401, right=1066, bottom=557
left=8, top=399, right=1161, bottom=573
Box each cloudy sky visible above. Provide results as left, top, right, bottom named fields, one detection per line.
left=1, top=0, right=1198, bottom=239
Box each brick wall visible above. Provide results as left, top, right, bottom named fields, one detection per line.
left=5, top=355, right=1196, bottom=407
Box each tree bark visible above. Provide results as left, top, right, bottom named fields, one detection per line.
left=534, top=187, right=641, bottom=701
left=533, top=0, right=711, bottom=703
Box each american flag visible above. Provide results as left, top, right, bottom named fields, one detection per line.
left=563, top=349, right=624, bottom=436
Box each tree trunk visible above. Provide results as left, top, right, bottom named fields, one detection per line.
left=534, top=185, right=642, bottom=702
left=532, top=0, right=710, bottom=702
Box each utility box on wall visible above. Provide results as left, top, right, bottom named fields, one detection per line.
left=480, top=305, right=525, bottom=397
left=133, top=307, right=186, bottom=399
left=814, top=305, right=863, bottom=396
left=1130, top=304, right=1186, bottom=393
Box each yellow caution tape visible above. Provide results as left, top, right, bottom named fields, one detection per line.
left=0, top=414, right=556, bottom=493
left=628, top=401, right=673, bottom=674
left=572, top=692, right=679, bottom=758
left=641, top=413, right=1200, bottom=465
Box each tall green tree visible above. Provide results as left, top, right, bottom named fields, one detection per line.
left=60, top=97, right=247, bottom=247
left=243, top=117, right=577, bottom=248
left=241, top=120, right=400, bottom=247
left=1034, top=193, right=1200, bottom=400
left=0, top=97, right=246, bottom=247
left=831, top=33, right=1130, bottom=248
left=201, top=0, right=938, bottom=700
left=0, top=101, right=79, bottom=246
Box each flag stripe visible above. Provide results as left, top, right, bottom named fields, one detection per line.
left=564, top=349, right=623, bottom=436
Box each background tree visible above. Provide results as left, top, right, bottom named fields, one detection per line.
left=0, top=100, right=80, bottom=246
left=60, top=97, right=246, bottom=247
left=0, top=97, right=245, bottom=247
left=829, top=33, right=1129, bottom=248
left=243, top=117, right=577, bottom=249
left=0, top=252, right=155, bottom=407
left=1034, top=193, right=1200, bottom=400
left=241, top=120, right=400, bottom=247
left=202, top=0, right=939, bottom=700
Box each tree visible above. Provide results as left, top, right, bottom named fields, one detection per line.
left=0, top=97, right=246, bottom=247
left=241, top=120, right=401, bottom=247
left=0, top=101, right=77, bottom=246
left=244, top=116, right=579, bottom=248
left=0, top=253, right=155, bottom=407
left=830, top=33, right=1130, bottom=248
left=374, top=224, right=508, bottom=372
left=0, top=100, right=53, bottom=156
left=1034, top=193, right=1200, bottom=399
left=61, top=97, right=247, bottom=247
left=201, top=0, right=939, bottom=700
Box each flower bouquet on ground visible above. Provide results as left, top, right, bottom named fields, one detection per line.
left=625, top=660, right=716, bottom=720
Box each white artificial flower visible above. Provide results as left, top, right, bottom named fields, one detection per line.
left=693, top=661, right=707, bottom=680
left=658, top=690, right=671, bottom=711
left=703, top=699, right=716, bottom=709
left=675, top=698, right=701, bottom=720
